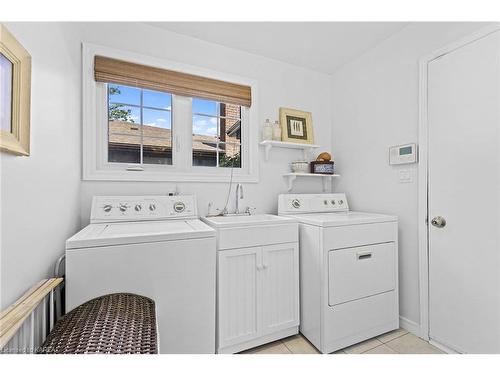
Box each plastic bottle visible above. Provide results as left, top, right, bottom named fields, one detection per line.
left=272, top=120, right=282, bottom=141
left=262, top=119, right=273, bottom=141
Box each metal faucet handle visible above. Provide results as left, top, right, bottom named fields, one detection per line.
left=244, top=206, right=256, bottom=215
left=206, top=202, right=226, bottom=217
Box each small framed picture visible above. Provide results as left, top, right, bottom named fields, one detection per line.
left=279, top=107, right=314, bottom=144
left=0, top=24, right=31, bottom=156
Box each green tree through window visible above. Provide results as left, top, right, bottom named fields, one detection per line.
left=109, top=86, right=135, bottom=122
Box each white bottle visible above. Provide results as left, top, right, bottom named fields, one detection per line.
left=272, top=120, right=282, bottom=141
left=262, top=119, right=273, bottom=141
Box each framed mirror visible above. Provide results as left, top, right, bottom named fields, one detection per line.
left=0, top=24, right=31, bottom=156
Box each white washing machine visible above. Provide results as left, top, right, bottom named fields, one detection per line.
left=66, top=195, right=216, bottom=354
left=278, top=193, right=399, bottom=353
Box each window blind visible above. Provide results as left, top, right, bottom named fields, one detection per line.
left=94, top=56, right=252, bottom=107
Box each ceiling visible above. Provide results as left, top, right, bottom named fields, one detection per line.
left=146, top=22, right=408, bottom=74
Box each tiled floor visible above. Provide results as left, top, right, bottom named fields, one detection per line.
left=240, top=329, right=445, bottom=354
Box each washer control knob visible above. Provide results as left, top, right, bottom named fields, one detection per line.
left=323, top=200, right=328, bottom=205
left=135, top=204, right=142, bottom=212
left=291, top=199, right=301, bottom=209
left=103, top=204, right=112, bottom=213
left=338, top=199, right=344, bottom=205
left=149, top=203, right=156, bottom=211
left=119, top=203, right=128, bottom=212
left=331, top=200, right=336, bottom=205
left=173, top=201, right=186, bottom=213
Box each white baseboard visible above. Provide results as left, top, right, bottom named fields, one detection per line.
left=429, top=339, right=461, bottom=354
left=399, top=316, right=421, bottom=337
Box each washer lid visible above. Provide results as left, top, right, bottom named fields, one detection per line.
left=66, top=219, right=215, bottom=249
left=284, top=211, right=398, bottom=227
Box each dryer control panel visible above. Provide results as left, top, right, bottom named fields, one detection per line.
left=278, top=193, right=349, bottom=215
left=90, top=195, right=197, bottom=223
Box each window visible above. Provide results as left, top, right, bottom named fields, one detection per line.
left=192, top=98, right=241, bottom=168
left=83, top=43, right=258, bottom=182
left=107, top=84, right=172, bottom=165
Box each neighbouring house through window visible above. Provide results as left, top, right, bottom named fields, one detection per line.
left=192, top=98, right=242, bottom=168
left=106, top=84, right=243, bottom=169
left=108, top=84, right=173, bottom=165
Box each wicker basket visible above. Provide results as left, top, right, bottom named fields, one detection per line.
left=38, top=293, right=158, bottom=354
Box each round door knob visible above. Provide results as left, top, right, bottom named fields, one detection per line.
left=149, top=203, right=156, bottom=211
left=431, top=216, right=446, bottom=228
left=103, top=204, right=112, bottom=213
left=135, top=204, right=142, bottom=212
left=292, top=199, right=301, bottom=209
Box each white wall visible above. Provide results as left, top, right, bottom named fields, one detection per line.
left=0, top=23, right=82, bottom=309
left=330, top=22, right=491, bottom=327
left=77, top=22, right=333, bottom=224
left=0, top=22, right=332, bottom=307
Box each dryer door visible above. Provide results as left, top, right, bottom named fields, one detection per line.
left=328, top=242, right=396, bottom=306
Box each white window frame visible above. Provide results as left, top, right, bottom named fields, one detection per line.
left=82, top=43, right=259, bottom=182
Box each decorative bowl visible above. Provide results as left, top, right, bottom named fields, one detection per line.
left=291, top=161, right=309, bottom=173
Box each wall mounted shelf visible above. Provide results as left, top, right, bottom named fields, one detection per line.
left=260, top=140, right=321, bottom=161
left=283, top=173, right=340, bottom=192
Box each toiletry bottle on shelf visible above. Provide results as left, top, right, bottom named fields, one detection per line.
left=272, top=120, right=282, bottom=141
left=262, top=119, right=273, bottom=141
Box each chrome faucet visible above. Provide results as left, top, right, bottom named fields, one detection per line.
left=235, top=184, right=244, bottom=214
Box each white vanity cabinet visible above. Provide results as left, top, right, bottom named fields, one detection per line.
left=261, top=244, right=299, bottom=335
left=201, top=215, right=299, bottom=354
left=218, top=246, right=261, bottom=349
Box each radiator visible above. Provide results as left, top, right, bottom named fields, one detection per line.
left=0, top=279, right=63, bottom=354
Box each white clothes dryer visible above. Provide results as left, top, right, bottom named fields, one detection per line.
left=279, top=193, right=399, bottom=353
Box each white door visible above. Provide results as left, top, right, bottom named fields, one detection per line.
left=217, top=247, right=262, bottom=350
left=261, top=243, right=299, bottom=334
left=427, top=29, right=500, bottom=353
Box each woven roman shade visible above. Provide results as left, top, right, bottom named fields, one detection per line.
left=94, top=56, right=252, bottom=107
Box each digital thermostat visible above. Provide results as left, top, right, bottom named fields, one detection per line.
left=389, top=143, right=417, bottom=165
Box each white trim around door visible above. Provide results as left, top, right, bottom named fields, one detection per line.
left=417, top=22, right=500, bottom=342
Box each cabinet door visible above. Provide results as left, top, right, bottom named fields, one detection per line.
left=261, top=243, right=299, bottom=334
left=217, top=247, right=262, bottom=350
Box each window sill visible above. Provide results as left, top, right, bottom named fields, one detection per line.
left=82, top=168, right=259, bottom=183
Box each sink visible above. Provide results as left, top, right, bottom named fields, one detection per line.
left=201, top=214, right=296, bottom=228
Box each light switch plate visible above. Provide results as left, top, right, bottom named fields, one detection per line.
left=399, top=169, right=412, bottom=183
